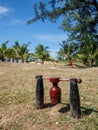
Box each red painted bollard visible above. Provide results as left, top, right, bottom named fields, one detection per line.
left=49, top=77, right=61, bottom=104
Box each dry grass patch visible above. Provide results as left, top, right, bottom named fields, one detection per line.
left=0, top=62, right=98, bottom=130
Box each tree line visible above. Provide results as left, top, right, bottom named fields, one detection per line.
left=0, top=41, right=51, bottom=64
left=57, top=40, right=98, bottom=67
left=0, top=40, right=98, bottom=66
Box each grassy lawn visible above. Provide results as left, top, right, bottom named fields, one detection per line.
left=0, top=62, right=98, bottom=130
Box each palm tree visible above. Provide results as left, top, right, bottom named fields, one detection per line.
left=58, top=40, right=78, bottom=67
left=34, top=44, right=50, bottom=64
left=13, top=41, right=30, bottom=63
left=13, top=41, right=20, bottom=62
left=6, top=47, right=16, bottom=62
left=57, top=49, right=65, bottom=61
left=0, top=41, right=9, bottom=62
left=17, top=44, right=30, bottom=62
left=80, top=42, right=98, bottom=67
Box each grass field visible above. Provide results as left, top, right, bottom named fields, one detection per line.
left=0, top=62, right=98, bottom=130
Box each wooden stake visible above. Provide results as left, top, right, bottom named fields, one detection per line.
left=35, top=75, right=44, bottom=109
left=70, top=78, right=81, bottom=118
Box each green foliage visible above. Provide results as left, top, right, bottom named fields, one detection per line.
left=0, top=41, right=33, bottom=63
left=34, top=44, right=50, bottom=64
left=78, top=40, right=98, bottom=66
left=13, top=41, right=31, bottom=62
left=62, top=0, right=98, bottom=66
left=0, top=41, right=9, bottom=61
left=28, top=0, right=98, bottom=66
left=28, top=0, right=98, bottom=25
left=0, top=41, right=51, bottom=63
left=57, top=40, right=78, bottom=65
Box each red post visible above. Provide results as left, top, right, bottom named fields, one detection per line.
left=49, top=77, right=61, bottom=104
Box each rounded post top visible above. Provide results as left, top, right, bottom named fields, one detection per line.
left=35, top=75, right=43, bottom=79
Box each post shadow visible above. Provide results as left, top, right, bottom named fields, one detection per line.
left=58, top=103, right=70, bottom=113
left=81, top=106, right=98, bottom=116
left=44, top=103, right=56, bottom=109
left=58, top=104, right=98, bottom=117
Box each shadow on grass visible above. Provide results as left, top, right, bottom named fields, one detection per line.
left=58, top=104, right=98, bottom=116
left=62, top=64, right=89, bottom=69
left=58, top=103, right=70, bottom=113
left=64, top=63, right=98, bottom=69
left=44, top=103, right=56, bottom=109
left=74, top=64, right=88, bottom=69
left=81, top=106, right=98, bottom=116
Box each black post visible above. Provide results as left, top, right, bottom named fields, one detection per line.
left=35, top=75, right=44, bottom=109
left=70, top=78, right=81, bottom=118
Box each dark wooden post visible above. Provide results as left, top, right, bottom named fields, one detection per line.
left=70, top=78, right=81, bottom=118
left=35, top=75, right=44, bottom=109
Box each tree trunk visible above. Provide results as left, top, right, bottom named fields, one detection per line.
left=69, top=58, right=74, bottom=68
left=42, top=60, right=44, bottom=64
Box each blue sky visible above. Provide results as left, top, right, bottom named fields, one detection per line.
left=0, top=0, right=67, bottom=58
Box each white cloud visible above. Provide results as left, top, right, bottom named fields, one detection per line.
left=9, top=19, right=23, bottom=25
left=33, top=34, right=68, bottom=43
left=0, top=6, right=10, bottom=15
